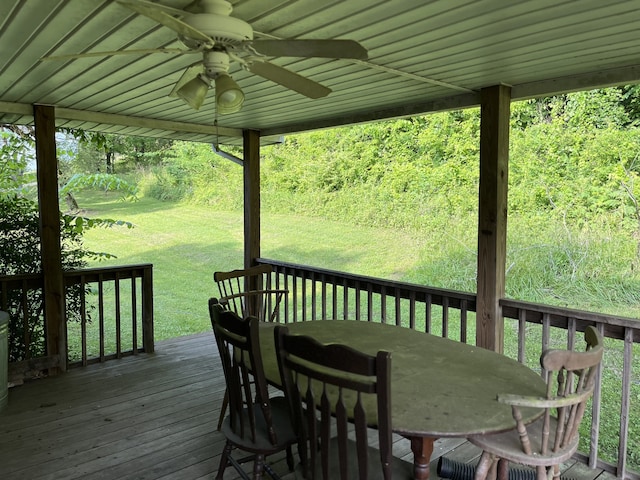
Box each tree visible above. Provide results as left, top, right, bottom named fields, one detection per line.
left=0, top=195, right=94, bottom=361
left=72, top=133, right=173, bottom=174
left=1, top=126, right=131, bottom=361
left=0, top=126, right=36, bottom=194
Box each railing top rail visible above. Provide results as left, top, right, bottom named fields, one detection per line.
left=62, top=263, right=154, bottom=285
left=0, top=272, right=42, bottom=282
left=63, top=263, right=153, bottom=277
left=258, top=258, right=477, bottom=306
left=501, top=297, right=640, bottom=341
left=1, top=264, right=153, bottom=282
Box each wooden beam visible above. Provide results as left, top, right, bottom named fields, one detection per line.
left=243, top=129, right=261, bottom=269
left=34, top=104, right=66, bottom=373
left=261, top=92, right=481, bottom=138
left=476, top=85, right=511, bottom=353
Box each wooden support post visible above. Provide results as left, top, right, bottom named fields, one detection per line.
left=141, top=264, right=154, bottom=353
left=243, top=129, right=261, bottom=272
left=476, top=85, right=511, bottom=353
left=34, top=104, right=66, bottom=373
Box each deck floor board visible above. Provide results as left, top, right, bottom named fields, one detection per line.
left=0, top=333, right=609, bottom=480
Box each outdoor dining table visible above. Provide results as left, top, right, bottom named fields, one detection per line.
left=259, top=319, right=546, bottom=480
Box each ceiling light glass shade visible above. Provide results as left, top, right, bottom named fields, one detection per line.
left=175, top=74, right=210, bottom=110
left=215, top=74, right=244, bottom=114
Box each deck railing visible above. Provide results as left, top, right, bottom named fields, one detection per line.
left=1, top=263, right=154, bottom=378
left=259, top=258, right=640, bottom=480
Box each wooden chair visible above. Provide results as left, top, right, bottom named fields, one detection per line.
left=214, top=265, right=289, bottom=430
left=274, top=325, right=413, bottom=480
left=214, top=264, right=287, bottom=323
left=469, top=326, right=604, bottom=480
left=208, top=299, right=296, bottom=480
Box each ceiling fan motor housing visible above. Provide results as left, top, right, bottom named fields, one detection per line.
left=184, top=0, right=253, bottom=45
left=203, top=50, right=231, bottom=76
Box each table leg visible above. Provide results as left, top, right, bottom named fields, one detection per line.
left=409, top=436, right=436, bottom=480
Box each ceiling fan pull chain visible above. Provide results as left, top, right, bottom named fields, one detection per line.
left=214, top=117, right=219, bottom=151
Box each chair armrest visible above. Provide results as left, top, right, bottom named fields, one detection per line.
left=220, top=289, right=288, bottom=302
left=219, top=289, right=289, bottom=322
left=498, top=389, right=593, bottom=409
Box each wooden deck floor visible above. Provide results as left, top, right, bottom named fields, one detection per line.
left=0, top=333, right=613, bottom=480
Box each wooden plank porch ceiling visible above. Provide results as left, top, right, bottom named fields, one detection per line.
left=0, top=333, right=614, bottom=480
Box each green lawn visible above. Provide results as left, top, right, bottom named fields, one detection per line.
left=74, top=190, right=639, bottom=471
left=76, top=191, right=427, bottom=340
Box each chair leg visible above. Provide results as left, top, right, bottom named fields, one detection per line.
left=217, top=388, right=229, bottom=431
left=497, top=459, right=509, bottom=480
left=474, top=451, right=495, bottom=480
left=286, top=446, right=294, bottom=471
left=216, top=441, right=233, bottom=480
left=253, top=453, right=265, bottom=480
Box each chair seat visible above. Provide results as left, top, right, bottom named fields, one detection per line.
left=469, top=416, right=579, bottom=467
left=221, top=396, right=297, bottom=454
left=292, top=437, right=413, bottom=479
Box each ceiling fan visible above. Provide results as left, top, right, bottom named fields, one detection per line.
left=41, top=0, right=368, bottom=114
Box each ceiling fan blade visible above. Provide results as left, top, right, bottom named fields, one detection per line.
left=252, top=39, right=368, bottom=60
left=40, top=48, right=193, bottom=61
left=248, top=61, right=331, bottom=99
left=116, top=0, right=214, bottom=45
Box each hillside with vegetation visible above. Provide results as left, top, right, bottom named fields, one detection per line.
left=127, top=87, right=640, bottom=319
left=3, top=87, right=640, bottom=472
left=3, top=88, right=640, bottom=318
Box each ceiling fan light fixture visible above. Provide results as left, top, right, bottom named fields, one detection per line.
left=215, top=73, right=244, bottom=114
left=175, top=74, right=210, bottom=110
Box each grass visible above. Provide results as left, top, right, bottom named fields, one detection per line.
left=76, top=190, right=428, bottom=340
left=73, top=189, right=639, bottom=471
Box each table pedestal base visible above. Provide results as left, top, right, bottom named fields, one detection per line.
left=409, top=436, right=436, bottom=480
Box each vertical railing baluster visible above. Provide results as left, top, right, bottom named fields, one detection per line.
left=80, top=274, right=87, bottom=366
left=616, top=327, right=633, bottom=477
left=355, top=280, right=361, bottom=320
left=311, top=272, right=317, bottom=321
left=98, top=274, right=105, bottom=361
left=142, top=265, right=154, bottom=354
left=380, top=286, right=387, bottom=324
left=0, top=279, right=7, bottom=310
left=301, top=271, right=307, bottom=322
left=342, top=278, right=348, bottom=320
left=283, top=270, right=290, bottom=323
left=367, top=287, right=373, bottom=322
left=460, top=299, right=467, bottom=344
left=131, top=273, right=138, bottom=354
left=21, top=279, right=30, bottom=359
left=542, top=313, right=550, bottom=351
left=331, top=281, right=337, bottom=320
left=292, top=274, right=298, bottom=323
left=425, top=293, right=432, bottom=333
left=321, top=275, right=327, bottom=320
left=517, top=309, right=526, bottom=363
left=409, top=291, right=416, bottom=330
left=395, top=290, right=401, bottom=326
left=566, top=317, right=576, bottom=350
left=115, top=272, right=121, bottom=358
left=442, top=297, right=449, bottom=338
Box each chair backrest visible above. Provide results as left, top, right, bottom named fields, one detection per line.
left=274, top=325, right=393, bottom=480
left=208, top=298, right=278, bottom=445
left=499, top=325, right=604, bottom=457
left=214, top=264, right=286, bottom=322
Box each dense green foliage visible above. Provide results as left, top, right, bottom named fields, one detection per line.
left=0, top=195, right=90, bottom=361
left=138, top=88, right=640, bottom=317
left=0, top=128, right=136, bottom=361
